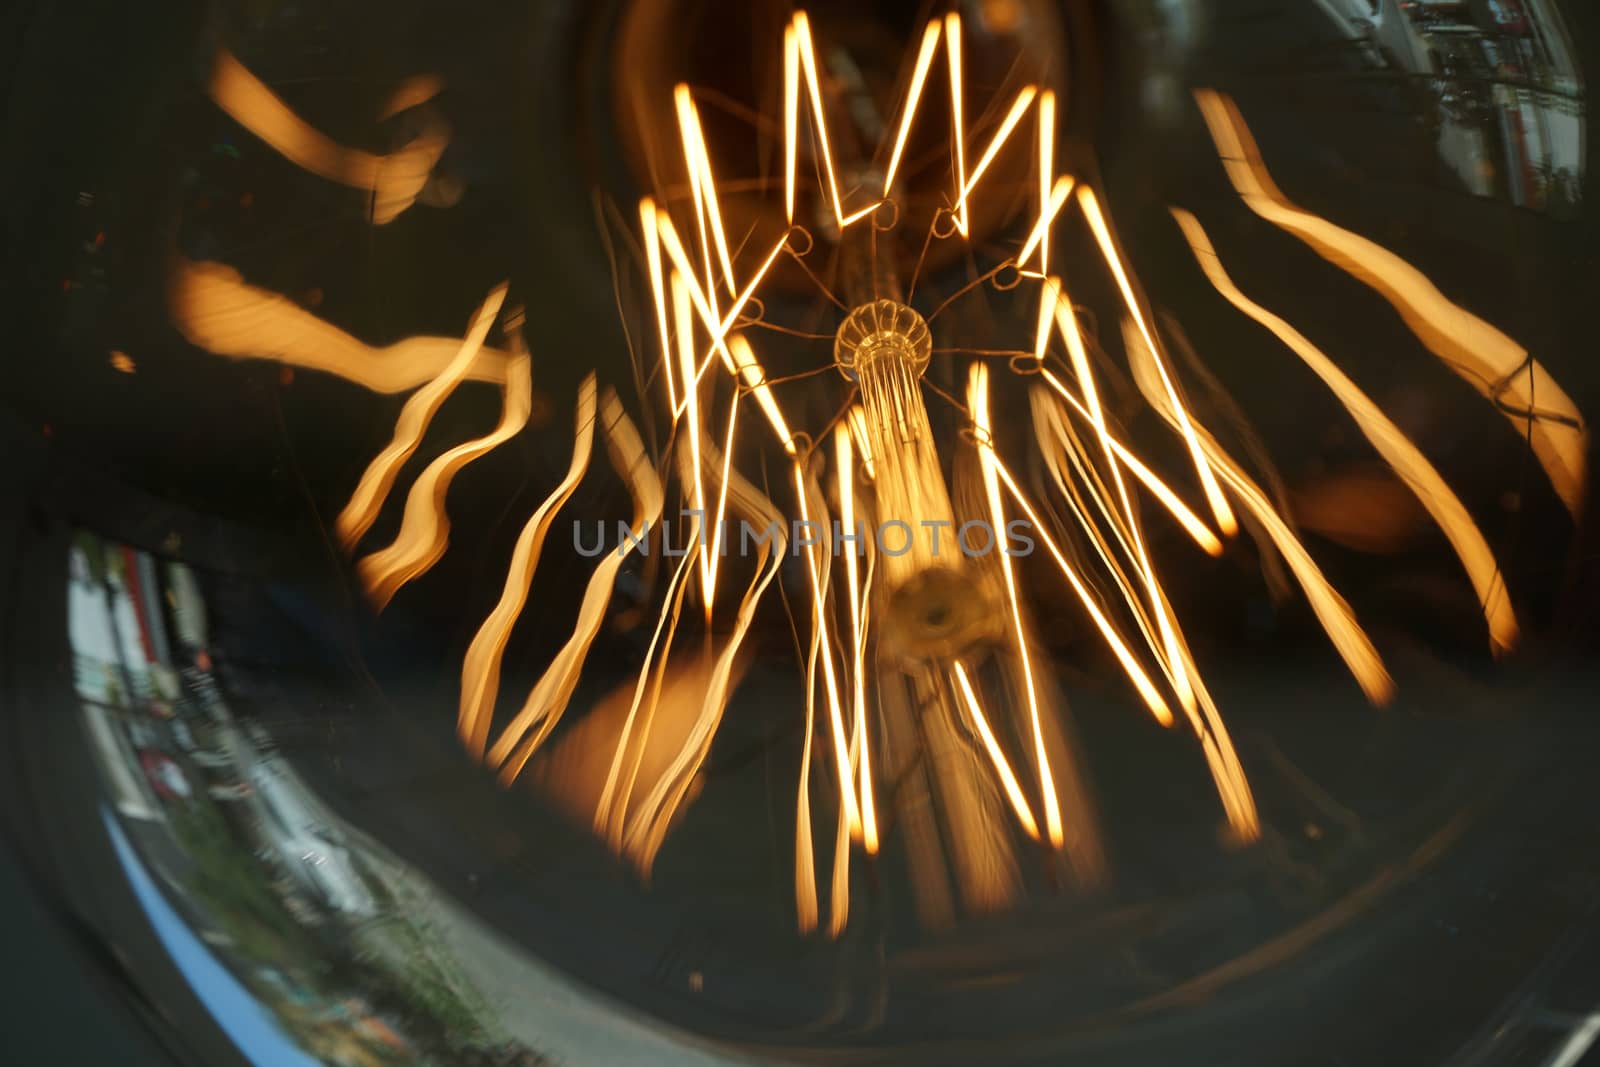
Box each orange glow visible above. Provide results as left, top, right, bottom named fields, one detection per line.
left=208, top=48, right=445, bottom=224
left=1121, top=318, right=1394, bottom=706
left=357, top=352, right=534, bottom=611
left=1030, top=387, right=1259, bottom=835
left=1172, top=207, right=1518, bottom=654
left=625, top=452, right=788, bottom=874
left=491, top=391, right=665, bottom=781
left=882, top=20, right=944, bottom=198
left=1193, top=88, right=1586, bottom=518
left=458, top=377, right=599, bottom=759
left=673, top=84, right=739, bottom=295
left=1035, top=90, right=1056, bottom=275
left=1037, top=370, right=1223, bottom=557
left=834, top=426, right=877, bottom=854
left=955, top=86, right=1038, bottom=233
left=170, top=260, right=513, bottom=393
left=705, top=393, right=741, bottom=617
left=983, top=444, right=1173, bottom=723
left=542, top=647, right=723, bottom=865
left=638, top=198, right=678, bottom=411
left=377, top=73, right=444, bottom=121
left=952, top=661, right=1040, bottom=840
left=1029, top=390, right=1186, bottom=715
left=783, top=21, right=800, bottom=224
left=944, top=13, right=968, bottom=235
left=846, top=404, right=876, bottom=481
left=791, top=12, right=853, bottom=230
left=336, top=285, right=507, bottom=550
left=1033, top=274, right=1061, bottom=364
left=1078, top=186, right=1238, bottom=538
left=176, top=10, right=1526, bottom=931
left=1053, top=289, right=1199, bottom=718
left=595, top=545, right=696, bottom=851
left=968, top=361, right=1064, bottom=846
left=653, top=211, right=788, bottom=407
left=728, top=333, right=798, bottom=455
left=672, top=270, right=713, bottom=609
left=794, top=610, right=822, bottom=933
left=1017, top=174, right=1074, bottom=270
left=793, top=462, right=860, bottom=836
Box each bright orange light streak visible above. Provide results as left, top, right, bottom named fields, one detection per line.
left=839, top=203, right=881, bottom=228
left=1121, top=319, right=1393, bottom=704
left=1031, top=392, right=1187, bottom=713
left=595, top=545, right=696, bottom=848
left=1194, top=88, right=1585, bottom=518
left=846, top=404, right=875, bottom=480
left=170, top=260, right=514, bottom=393
left=491, top=394, right=666, bottom=777
left=1017, top=174, right=1074, bottom=268
left=882, top=20, right=943, bottom=197
left=1038, top=370, right=1222, bottom=555
left=631, top=517, right=784, bottom=872
left=638, top=199, right=678, bottom=411
left=952, top=661, right=1040, bottom=840
left=944, top=12, right=969, bottom=235
left=336, top=284, right=506, bottom=550
left=1029, top=387, right=1256, bottom=832
left=793, top=462, right=860, bottom=834
left=968, top=362, right=1064, bottom=846
left=654, top=214, right=789, bottom=412
left=1036, top=90, right=1056, bottom=275
left=792, top=12, right=850, bottom=229
left=795, top=582, right=823, bottom=933
left=378, top=73, right=444, bottom=121
left=616, top=446, right=785, bottom=871
left=458, top=376, right=597, bottom=759
left=834, top=426, right=877, bottom=854
left=673, top=84, right=739, bottom=295
left=986, top=447, right=1173, bottom=722
left=208, top=48, right=445, bottom=225
left=672, top=271, right=713, bottom=609
left=1078, top=186, right=1238, bottom=537
left=957, top=86, right=1037, bottom=222
left=828, top=779, right=852, bottom=937
left=783, top=21, right=799, bottom=224
left=357, top=353, right=533, bottom=611
left=705, top=394, right=741, bottom=619
left=1033, top=275, right=1061, bottom=363
left=1054, top=290, right=1196, bottom=717
left=728, top=334, right=798, bottom=455
left=1172, top=207, right=1517, bottom=653
left=655, top=216, right=737, bottom=374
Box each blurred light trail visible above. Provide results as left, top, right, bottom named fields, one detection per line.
left=1194, top=88, right=1587, bottom=518
left=208, top=48, right=446, bottom=224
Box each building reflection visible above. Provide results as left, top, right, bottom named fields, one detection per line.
left=1323, top=0, right=1586, bottom=211
left=68, top=531, right=554, bottom=1065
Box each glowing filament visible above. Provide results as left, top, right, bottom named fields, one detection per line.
left=673, top=84, right=738, bottom=295
left=956, top=86, right=1037, bottom=230
left=1078, top=186, right=1238, bottom=537
left=1193, top=88, right=1585, bottom=517
left=968, top=362, right=1063, bottom=846
left=952, top=661, right=1040, bottom=841
left=835, top=427, right=877, bottom=853
left=793, top=463, right=860, bottom=835
left=1171, top=207, right=1517, bottom=654
left=882, top=20, right=944, bottom=198
left=728, top=334, right=798, bottom=455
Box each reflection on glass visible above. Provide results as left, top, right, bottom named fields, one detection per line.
left=67, top=533, right=556, bottom=1064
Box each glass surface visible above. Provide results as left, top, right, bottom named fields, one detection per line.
left=2, top=1, right=1597, bottom=1064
